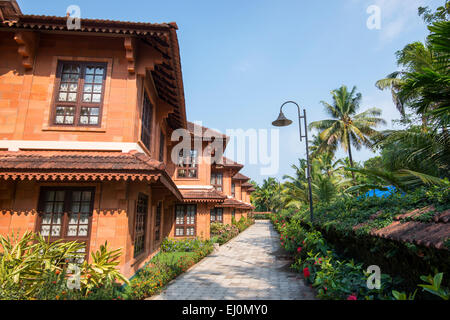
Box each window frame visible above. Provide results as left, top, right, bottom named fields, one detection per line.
left=36, top=186, right=95, bottom=259
left=134, top=193, right=149, bottom=258
left=155, top=201, right=162, bottom=242
left=159, top=130, right=165, bottom=162
left=140, top=91, right=153, bottom=151
left=174, top=204, right=197, bottom=237
left=51, top=61, right=107, bottom=127
left=210, top=208, right=223, bottom=224
left=176, top=149, right=199, bottom=179
left=211, top=172, right=223, bottom=191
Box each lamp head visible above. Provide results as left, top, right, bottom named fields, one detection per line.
left=272, top=111, right=293, bottom=127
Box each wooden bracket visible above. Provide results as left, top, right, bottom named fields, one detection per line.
left=14, top=31, right=39, bottom=71
left=135, top=42, right=164, bottom=76
left=124, top=37, right=136, bottom=74
left=156, top=99, right=175, bottom=121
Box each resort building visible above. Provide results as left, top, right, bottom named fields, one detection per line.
left=165, top=121, right=255, bottom=240
left=0, top=0, right=253, bottom=278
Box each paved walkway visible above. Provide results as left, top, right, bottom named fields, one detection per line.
left=151, top=220, right=316, bottom=300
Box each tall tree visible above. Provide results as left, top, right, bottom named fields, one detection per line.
left=309, top=85, right=386, bottom=181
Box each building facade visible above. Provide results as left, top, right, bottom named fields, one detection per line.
left=0, top=0, right=254, bottom=278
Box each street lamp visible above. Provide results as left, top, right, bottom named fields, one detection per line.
left=272, top=101, right=314, bottom=222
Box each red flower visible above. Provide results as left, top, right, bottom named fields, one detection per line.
left=281, top=242, right=284, bottom=246
left=324, top=287, right=327, bottom=291
left=347, top=294, right=357, bottom=300
left=297, top=247, right=302, bottom=253
left=303, top=267, right=310, bottom=278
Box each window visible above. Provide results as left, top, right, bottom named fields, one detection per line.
left=232, top=209, right=236, bottom=219
left=177, top=149, right=198, bottom=178
left=159, top=130, right=165, bottom=162
left=37, top=187, right=94, bottom=260
left=231, top=183, right=235, bottom=197
left=52, top=61, right=106, bottom=127
left=134, top=193, right=148, bottom=258
left=155, top=201, right=162, bottom=241
left=175, top=205, right=196, bottom=237
left=210, top=208, right=223, bottom=224
left=141, top=92, right=153, bottom=151
left=211, top=172, right=223, bottom=191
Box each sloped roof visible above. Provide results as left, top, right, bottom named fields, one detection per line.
left=179, top=188, right=227, bottom=203
left=215, top=198, right=255, bottom=210
left=187, top=122, right=228, bottom=139
left=232, top=172, right=250, bottom=181
left=0, top=9, right=186, bottom=129
left=211, top=157, right=243, bottom=172
left=355, top=206, right=450, bottom=250
left=0, top=150, right=182, bottom=199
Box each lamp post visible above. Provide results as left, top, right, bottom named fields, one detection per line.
left=272, top=101, right=314, bottom=222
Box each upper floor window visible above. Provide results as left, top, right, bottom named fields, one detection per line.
left=52, top=61, right=106, bottom=127
left=231, top=183, right=235, bottom=197
left=177, top=149, right=198, bottom=178
left=141, top=92, right=153, bottom=151
left=211, top=172, right=223, bottom=191
left=159, top=130, right=165, bottom=162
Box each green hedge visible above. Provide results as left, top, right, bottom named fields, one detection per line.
left=271, top=186, right=450, bottom=299
left=271, top=213, right=449, bottom=300
left=297, top=186, right=450, bottom=289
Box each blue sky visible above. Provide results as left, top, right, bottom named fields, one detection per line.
left=18, top=0, right=442, bottom=184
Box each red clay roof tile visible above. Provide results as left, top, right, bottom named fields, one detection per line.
left=369, top=206, right=450, bottom=250
left=179, top=188, right=227, bottom=202
left=232, top=172, right=250, bottom=181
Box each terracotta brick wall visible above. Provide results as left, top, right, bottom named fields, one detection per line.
left=0, top=179, right=178, bottom=278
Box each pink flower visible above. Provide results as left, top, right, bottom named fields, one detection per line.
left=303, top=267, right=310, bottom=278
left=347, top=294, right=357, bottom=300
left=297, top=247, right=302, bottom=253
left=281, top=242, right=285, bottom=246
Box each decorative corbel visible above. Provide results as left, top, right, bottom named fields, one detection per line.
left=156, top=99, right=175, bottom=121
left=124, top=37, right=136, bottom=74
left=135, top=41, right=164, bottom=76
left=14, top=31, right=39, bottom=71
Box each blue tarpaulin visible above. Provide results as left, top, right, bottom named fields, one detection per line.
left=364, top=185, right=405, bottom=198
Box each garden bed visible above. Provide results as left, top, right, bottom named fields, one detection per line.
left=270, top=187, right=450, bottom=300
left=123, top=238, right=214, bottom=300
left=210, top=216, right=255, bottom=245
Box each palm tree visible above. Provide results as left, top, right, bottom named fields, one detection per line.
left=376, top=21, right=450, bottom=128
left=375, top=41, right=434, bottom=118
left=309, top=85, right=386, bottom=181
left=281, top=157, right=350, bottom=208
left=251, top=178, right=282, bottom=212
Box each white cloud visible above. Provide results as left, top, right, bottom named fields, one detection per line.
left=366, top=0, right=429, bottom=44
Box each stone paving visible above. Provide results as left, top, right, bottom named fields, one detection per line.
left=151, top=220, right=316, bottom=300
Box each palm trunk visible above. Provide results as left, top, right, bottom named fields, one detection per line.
left=347, top=133, right=356, bottom=183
